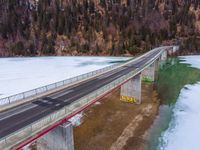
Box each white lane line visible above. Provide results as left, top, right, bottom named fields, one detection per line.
left=55, top=104, right=61, bottom=107
left=0, top=90, right=73, bottom=121
left=64, top=92, right=83, bottom=103
left=43, top=100, right=49, bottom=103
left=0, top=104, right=38, bottom=121
left=97, top=71, right=117, bottom=79
left=50, top=90, right=74, bottom=99
left=0, top=108, right=50, bottom=133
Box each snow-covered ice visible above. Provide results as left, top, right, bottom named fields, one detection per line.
left=0, top=56, right=130, bottom=99
left=158, top=55, right=200, bottom=150
left=158, top=83, right=200, bottom=150
left=179, top=55, right=200, bottom=69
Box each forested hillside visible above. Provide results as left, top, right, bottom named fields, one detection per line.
left=0, top=0, right=200, bottom=56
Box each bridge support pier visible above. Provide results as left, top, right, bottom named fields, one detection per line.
left=159, top=50, right=168, bottom=69
left=161, top=50, right=167, bottom=61
left=37, top=122, right=74, bottom=150
left=120, top=73, right=141, bottom=104
left=142, top=60, right=158, bottom=82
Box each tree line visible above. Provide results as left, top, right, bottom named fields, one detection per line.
left=0, top=0, right=200, bottom=56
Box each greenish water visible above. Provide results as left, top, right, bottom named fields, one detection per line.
left=147, top=58, right=200, bottom=150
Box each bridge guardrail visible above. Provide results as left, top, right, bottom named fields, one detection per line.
left=0, top=63, right=122, bottom=105
left=0, top=47, right=165, bottom=149
left=0, top=46, right=163, bottom=106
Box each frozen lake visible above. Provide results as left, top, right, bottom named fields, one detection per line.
left=0, top=56, right=130, bottom=99
left=158, top=56, right=200, bottom=150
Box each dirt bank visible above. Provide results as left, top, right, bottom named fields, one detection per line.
left=74, top=82, right=160, bottom=150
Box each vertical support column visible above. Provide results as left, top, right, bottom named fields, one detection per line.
left=159, top=50, right=168, bottom=69
left=37, top=122, right=74, bottom=150
left=173, top=46, right=179, bottom=53
left=154, top=59, right=159, bottom=81
left=142, top=61, right=157, bottom=82
left=161, top=50, right=167, bottom=61
left=120, top=73, right=141, bottom=104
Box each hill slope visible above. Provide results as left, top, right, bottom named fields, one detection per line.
left=0, top=0, right=200, bottom=56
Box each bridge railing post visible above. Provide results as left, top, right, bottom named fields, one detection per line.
left=22, top=92, right=25, bottom=99
left=8, top=97, right=10, bottom=104
left=35, top=89, right=38, bottom=95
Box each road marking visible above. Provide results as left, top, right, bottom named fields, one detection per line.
left=43, top=100, right=49, bottom=103
left=50, top=90, right=73, bottom=99
left=55, top=104, right=60, bottom=107
left=0, top=108, right=50, bottom=133
left=0, top=104, right=38, bottom=121
left=64, top=95, right=81, bottom=103
left=98, top=71, right=120, bottom=79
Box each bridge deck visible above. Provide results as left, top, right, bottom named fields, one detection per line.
left=0, top=47, right=166, bottom=149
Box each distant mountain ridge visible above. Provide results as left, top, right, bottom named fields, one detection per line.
left=0, top=0, right=200, bottom=56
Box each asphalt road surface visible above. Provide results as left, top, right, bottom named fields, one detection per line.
left=0, top=48, right=162, bottom=139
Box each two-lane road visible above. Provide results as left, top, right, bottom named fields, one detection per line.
left=0, top=48, right=163, bottom=140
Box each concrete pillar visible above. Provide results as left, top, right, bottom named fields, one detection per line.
left=173, top=46, right=179, bottom=53
left=161, top=50, right=167, bottom=61
left=159, top=50, right=168, bottom=69
left=37, top=122, right=74, bottom=150
left=120, top=74, right=141, bottom=104
left=142, top=61, right=158, bottom=82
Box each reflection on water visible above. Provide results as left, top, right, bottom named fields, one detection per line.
left=147, top=58, right=200, bottom=150
left=158, top=83, right=200, bottom=150
left=147, top=105, right=173, bottom=150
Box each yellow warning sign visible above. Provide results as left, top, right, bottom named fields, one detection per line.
left=120, top=95, right=136, bottom=103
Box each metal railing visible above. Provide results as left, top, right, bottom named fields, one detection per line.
left=0, top=47, right=165, bottom=150
left=0, top=63, right=122, bottom=105
left=0, top=46, right=164, bottom=106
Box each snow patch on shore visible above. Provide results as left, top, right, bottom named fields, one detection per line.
left=158, top=83, right=200, bottom=150
left=158, top=55, right=200, bottom=150
left=179, top=55, right=200, bottom=69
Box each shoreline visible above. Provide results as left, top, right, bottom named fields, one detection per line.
left=119, top=85, right=160, bottom=150
left=29, top=83, right=160, bottom=150
left=73, top=83, right=160, bottom=150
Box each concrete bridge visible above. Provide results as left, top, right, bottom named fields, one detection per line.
left=0, top=46, right=179, bottom=150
